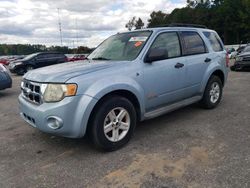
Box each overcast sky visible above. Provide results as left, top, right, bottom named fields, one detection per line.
left=0, top=0, right=186, bottom=48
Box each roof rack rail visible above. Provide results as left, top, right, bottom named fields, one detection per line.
left=168, top=23, right=207, bottom=29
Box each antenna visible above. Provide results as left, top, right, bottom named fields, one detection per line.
left=57, top=8, right=63, bottom=46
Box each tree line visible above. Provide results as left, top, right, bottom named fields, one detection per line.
left=0, top=44, right=93, bottom=56
left=126, top=0, right=250, bottom=45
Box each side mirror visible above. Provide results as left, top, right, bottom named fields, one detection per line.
left=145, top=48, right=168, bottom=63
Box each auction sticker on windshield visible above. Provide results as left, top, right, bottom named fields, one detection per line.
left=129, top=36, right=148, bottom=42
left=134, top=41, right=143, bottom=47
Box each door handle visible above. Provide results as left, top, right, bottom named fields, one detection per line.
left=175, top=63, right=184, bottom=69
left=204, top=58, right=211, bottom=63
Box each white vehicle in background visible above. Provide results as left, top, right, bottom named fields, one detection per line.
left=227, top=48, right=237, bottom=59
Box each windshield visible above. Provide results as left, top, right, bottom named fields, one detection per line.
left=88, top=31, right=152, bottom=61
left=22, top=53, right=39, bottom=61
left=242, top=46, right=250, bottom=53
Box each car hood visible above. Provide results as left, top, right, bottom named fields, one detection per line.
left=24, top=60, right=128, bottom=83
left=9, top=60, right=23, bottom=64
left=238, top=52, right=250, bottom=57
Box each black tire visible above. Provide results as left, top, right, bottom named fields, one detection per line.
left=89, top=96, right=137, bottom=151
left=230, top=65, right=236, bottom=71
left=26, top=65, right=34, bottom=72
left=16, top=67, right=26, bottom=75
left=200, top=75, right=223, bottom=109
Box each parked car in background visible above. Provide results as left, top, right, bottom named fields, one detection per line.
left=19, top=25, right=228, bottom=151
left=67, top=54, right=86, bottom=62
left=0, top=58, right=8, bottom=65
left=0, top=64, right=12, bottom=90
left=236, top=46, right=246, bottom=55
left=9, top=52, right=67, bottom=75
left=0, top=55, right=25, bottom=66
left=227, top=48, right=237, bottom=59
left=231, top=46, right=250, bottom=71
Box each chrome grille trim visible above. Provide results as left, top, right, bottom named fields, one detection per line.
left=21, top=80, right=43, bottom=105
left=243, top=57, right=250, bottom=61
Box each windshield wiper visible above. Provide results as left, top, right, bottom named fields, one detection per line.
left=92, top=57, right=111, bottom=60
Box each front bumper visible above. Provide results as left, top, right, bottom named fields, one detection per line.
left=234, top=61, right=250, bottom=69
left=9, top=63, right=24, bottom=73
left=18, top=94, right=97, bottom=138
left=0, top=72, right=12, bottom=90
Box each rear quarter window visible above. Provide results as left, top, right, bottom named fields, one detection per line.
left=203, top=32, right=223, bottom=52
left=180, top=31, right=206, bottom=55
left=51, top=54, right=63, bottom=59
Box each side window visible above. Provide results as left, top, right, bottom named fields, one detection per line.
left=51, top=54, right=59, bottom=59
left=150, top=32, right=181, bottom=59
left=180, top=31, right=206, bottom=55
left=45, top=54, right=53, bottom=58
left=203, top=32, right=223, bottom=52
left=37, top=54, right=46, bottom=60
left=50, top=54, right=61, bottom=59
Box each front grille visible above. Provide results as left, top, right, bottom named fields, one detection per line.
left=21, top=80, right=43, bottom=105
left=243, top=57, right=250, bottom=61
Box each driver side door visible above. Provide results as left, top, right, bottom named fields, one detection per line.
left=143, top=31, right=187, bottom=111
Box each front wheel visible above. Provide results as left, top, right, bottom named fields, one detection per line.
left=89, top=96, right=136, bottom=151
left=26, top=65, right=34, bottom=72
left=16, top=67, right=26, bottom=75
left=200, top=75, right=223, bottom=109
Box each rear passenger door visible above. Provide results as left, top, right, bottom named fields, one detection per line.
left=179, top=31, right=210, bottom=97
left=36, top=54, right=49, bottom=68
left=46, top=54, right=57, bottom=66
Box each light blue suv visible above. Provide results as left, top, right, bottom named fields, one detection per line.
left=19, top=25, right=228, bottom=151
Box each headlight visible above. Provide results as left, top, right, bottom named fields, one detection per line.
left=43, top=83, right=77, bottom=102
left=236, top=56, right=243, bottom=61
left=14, top=62, right=23, bottom=66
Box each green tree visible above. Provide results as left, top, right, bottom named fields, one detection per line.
left=147, top=11, right=169, bottom=28
left=143, top=0, right=250, bottom=44
left=135, top=18, right=144, bottom=29
left=125, top=17, right=136, bottom=31
left=0, top=44, right=92, bottom=55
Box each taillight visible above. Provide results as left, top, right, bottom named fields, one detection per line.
left=226, top=53, right=230, bottom=67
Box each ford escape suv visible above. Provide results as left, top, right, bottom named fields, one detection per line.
left=19, top=25, right=228, bottom=151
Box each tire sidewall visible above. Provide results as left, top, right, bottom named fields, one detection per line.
left=91, top=96, right=136, bottom=151
left=26, top=65, right=34, bottom=72
left=16, top=67, right=25, bottom=75
left=203, top=76, right=223, bottom=108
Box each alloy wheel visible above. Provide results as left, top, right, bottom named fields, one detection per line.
left=103, top=107, right=131, bottom=142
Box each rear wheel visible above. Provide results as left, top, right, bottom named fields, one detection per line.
left=89, top=96, right=136, bottom=151
left=200, top=75, right=223, bottom=109
left=230, top=65, right=236, bottom=71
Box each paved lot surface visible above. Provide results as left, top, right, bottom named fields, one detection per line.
left=0, top=67, right=250, bottom=188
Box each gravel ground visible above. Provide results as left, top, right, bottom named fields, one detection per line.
left=0, top=65, right=249, bottom=188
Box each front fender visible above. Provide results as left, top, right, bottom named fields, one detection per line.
left=84, top=76, right=145, bottom=117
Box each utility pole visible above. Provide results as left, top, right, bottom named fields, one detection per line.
left=75, top=18, right=79, bottom=48
left=57, top=8, right=63, bottom=46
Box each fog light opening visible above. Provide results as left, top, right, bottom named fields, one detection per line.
left=47, top=116, right=63, bottom=130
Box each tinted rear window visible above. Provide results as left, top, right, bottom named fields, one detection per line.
left=203, top=32, right=223, bottom=52
left=180, top=31, right=206, bottom=55
left=49, top=53, right=64, bottom=58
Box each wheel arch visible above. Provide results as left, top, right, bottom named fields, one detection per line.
left=200, top=67, right=226, bottom=94
left=211, top=69, right=225, bottom=86
left=85, top=89, right=143, bottom=136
